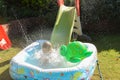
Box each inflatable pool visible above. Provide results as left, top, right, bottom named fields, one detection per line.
left=9, top=40, right=97, bottom=80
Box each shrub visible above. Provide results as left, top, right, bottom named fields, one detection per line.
left=81, top=0, right=119, bottom=24
left=4, top=0, right=57, bottom=19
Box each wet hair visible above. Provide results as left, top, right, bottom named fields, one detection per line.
left=42, top=41, right=53, bottom=53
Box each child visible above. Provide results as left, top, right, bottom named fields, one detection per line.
left=40, top=41, right=53, bottom=66
left=42, top=41, right=53, bottom=53
left=38, top=41, right=59, bottom=69
left=35, top=41, right=76, bottom=69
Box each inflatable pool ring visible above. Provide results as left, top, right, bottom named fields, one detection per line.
left=60, top=41, right=93, bottom=63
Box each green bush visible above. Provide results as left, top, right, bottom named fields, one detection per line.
left=0, top=0, right=7, bottom=17
left=4, top=0, right=57, bottom=19
left=81, top=0, right=119, bottom=24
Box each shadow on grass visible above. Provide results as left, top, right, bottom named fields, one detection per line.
left=0, top=60, right=12, bottom=79
left=0, top=68, right=13, bottom=80
left=0, top=60, right=10, bottom=67
left=90, top=33, right=120, bottom=53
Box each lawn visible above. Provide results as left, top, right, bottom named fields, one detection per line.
left=0, top=33, right=120, bottom=80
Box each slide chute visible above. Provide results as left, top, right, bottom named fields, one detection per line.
left=51, top=0, right=82, bottom=47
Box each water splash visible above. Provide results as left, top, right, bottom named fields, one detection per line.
left=11, top=7, right=53, bottom=48
left=26, top=48, right=78, bottom=69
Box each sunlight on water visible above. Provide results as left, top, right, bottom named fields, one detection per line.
left=26, top=48, right=78, bottom=69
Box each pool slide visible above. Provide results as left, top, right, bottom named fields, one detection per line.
left=51, top=0, right=82, bottom=47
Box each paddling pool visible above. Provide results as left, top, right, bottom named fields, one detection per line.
left=9, top=40, right=97, bottom=80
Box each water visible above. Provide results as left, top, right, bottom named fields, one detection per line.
left=26, top=48, right=78, bottom=69
left=17, top=25, right=52, bottom=48
left=11, top=8, right=52, bottom=48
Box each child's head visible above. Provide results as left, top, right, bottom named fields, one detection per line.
left=42, top=41, right=53, bottom=53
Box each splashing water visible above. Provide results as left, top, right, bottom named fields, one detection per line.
left=11, top=8, right=33, bottom=47
left=25, top=48, right=78, bottom=69
left=11, top=8, right=53, bottom=49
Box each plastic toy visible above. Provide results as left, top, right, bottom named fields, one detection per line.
left=60, top=41, right=92, bottom=63
left=0, top=25, right=11, bottom=50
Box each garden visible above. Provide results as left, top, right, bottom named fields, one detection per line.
left=0, top=0, right=120, bottom=80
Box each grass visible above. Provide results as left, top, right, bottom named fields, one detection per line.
left=0, top=47, right=21, bottom=80
left=0, top=33, right=120, bottom=80
left=91, top=33, right=120, bottom=80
